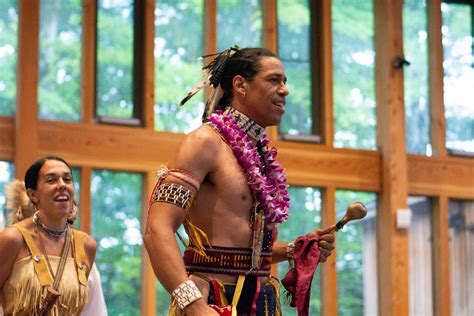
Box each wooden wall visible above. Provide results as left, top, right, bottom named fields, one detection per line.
left=0, top=0, right=473, bottom=315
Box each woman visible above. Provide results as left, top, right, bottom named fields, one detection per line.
left=0, top=156, right=97, bottom=315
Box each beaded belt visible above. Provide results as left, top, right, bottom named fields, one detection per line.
left=183, top=245, right=272, bottom=276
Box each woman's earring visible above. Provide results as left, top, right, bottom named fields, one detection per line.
left=242, top=91, right=246, bottom=98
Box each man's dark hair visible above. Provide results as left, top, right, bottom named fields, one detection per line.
left=24, top=156, right=72, bottom=190
left=216, top=47, right=277, bottom=110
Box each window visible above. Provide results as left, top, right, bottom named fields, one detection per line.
left=0, top=161, right=14, bottom=229
left=336, top=190, right=378, bottom=315
left=96, top=0, right=135, bottom=121
left=408, top=196, right=434, bottom=315
left=217, top=0, right=262, bottom=51
left=441, top=1, right=474, bottom=154
left=38, top=0, right=82, bottom=121
left=277, top=0, right=314, bottom=138
left=0, top=0, right=17, bottom=116
left=91, top=169, right=143, bottom=315
left=278, top=186, right=322, bottom=315
left=332, top=0, right=376, bottom=149
left=154, top=0, right=204, bottom=133
left=403, top=0, right=431, bottom=155
left=449, top=200, right=474, bottom=315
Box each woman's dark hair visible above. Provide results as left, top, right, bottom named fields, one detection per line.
left=24, top=156, right=72, bottom=190
left=216, top=47, right=277, bottom=110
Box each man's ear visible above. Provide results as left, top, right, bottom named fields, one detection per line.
left=26, top=188, right=38, bottom=205
left=232, top=75, right=247, bottom=96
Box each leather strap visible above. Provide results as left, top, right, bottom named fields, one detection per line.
left=13, top=224, right=53, bottom=286
left=72, top=229, right=88, bottom=286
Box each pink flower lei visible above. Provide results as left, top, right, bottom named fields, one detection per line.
left=208, top=110, right=290, bottom=224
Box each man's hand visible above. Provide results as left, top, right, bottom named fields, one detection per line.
left=184, top=299, right=219, bottom=315
left=306, top=226, right=336, bottom=262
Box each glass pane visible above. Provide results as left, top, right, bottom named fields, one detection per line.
left=91, top=170, right=142, bottom=315
left=449, top=200, right=474, bottom=315
left=442, top=3, right=474, bottom=153
left=403, top=0, right=431, bottom=155
left=408, top=196, right=433, bottom=315
left=154, top=0, right=204, bottom=133
left=278, top=186, right=322, bottom=315
left=0, top=161, right=14, bottom=230
left=217, top=0, right=262, bottom=51
left=332, top=0, right=376, bottom=149
left=38, top=0, right=82, bottom=121
left=96, top=0, right=134, bottom=119
left=336, top=190, right=378, bottom=316
left=0, top=1, right=18, bottom=116
left=278, top=0, right=312, bottom=136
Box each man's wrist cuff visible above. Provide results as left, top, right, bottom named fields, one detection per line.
left=172, top=280, right=203, bottom=310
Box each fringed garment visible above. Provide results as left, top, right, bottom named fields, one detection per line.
left=0, top=225, right=89, bottom=315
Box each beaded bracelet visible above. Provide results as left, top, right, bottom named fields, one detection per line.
left=286, top=241, right=295, bottom=269
left=172, top=280, right=203, bottom=310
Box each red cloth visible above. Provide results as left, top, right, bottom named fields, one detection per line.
left=281, top=235, right=321, bottom=316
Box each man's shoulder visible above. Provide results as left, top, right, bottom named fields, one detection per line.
left=182, top=124, right=222, bottom=149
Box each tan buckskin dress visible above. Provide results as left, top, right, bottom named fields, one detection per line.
left=0, top=224, right=89, bottom=316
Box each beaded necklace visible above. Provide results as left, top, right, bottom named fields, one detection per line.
left=33, top=211, right=68, bottom=238
left=207, top=108, right=290, bottom=224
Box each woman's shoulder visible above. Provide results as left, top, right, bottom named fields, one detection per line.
left=72, top=229, right=97, bottom=251
left=0, top=225, right=24, bottom=246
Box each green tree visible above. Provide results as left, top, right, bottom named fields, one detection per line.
left=91, top=170, right=143, bottom=316
left=0, top=0, right=18, bottom=116
left=96, top=1, right=134, bottom=119
left=38, top=0, right=82, bottom=121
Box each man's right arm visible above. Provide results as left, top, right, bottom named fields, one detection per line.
left=143, top=126, right=220, bottom=315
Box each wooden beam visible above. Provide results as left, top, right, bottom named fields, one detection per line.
left=2, top=118, right=472, bottom=198
left=432, top=195, right=451, bottom=316
left=321, top=186, right=337, bottom=316
left=37, top=121, right=178, bottom=171
left=374, top=0, right=409, bottom=314
left=427, top=0, right=447, bottom=156
left=81, top=0, right=96, bottom=124
left=15, top=0, right=40, bottom=177
left=276, top=142, right=382, bottom=192
left=141, top=171, right=157, bottom=316
left=408, top=155, right=474, bottom=199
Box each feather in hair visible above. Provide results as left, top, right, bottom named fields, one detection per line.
left=5, top=179, right=34, bottom=224
left=179, top=45, right=239, bottom=109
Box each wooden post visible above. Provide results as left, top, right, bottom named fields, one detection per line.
left=15, top=0, right=40, bottom=177
left=432, top=195, right=451, bottom=316
left=427, top=0, right=447, bottom=157
left=79, top=167, right=92, bottom=234
left=141, top=0, right=156, bottom=130
left=321, top=185, right=338, bottom=315
left=141, top=170, right=157, bottom=315
left=374, top=0, right=409, bottom=314
left=81, top=0, right=96, bottom=124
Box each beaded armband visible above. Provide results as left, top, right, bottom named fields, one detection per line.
left=151, top=182, right=195, bottom=212
left=172, top=280, right=203, bottom=310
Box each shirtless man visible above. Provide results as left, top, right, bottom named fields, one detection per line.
left=144, top=47, right=335, bottom=315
